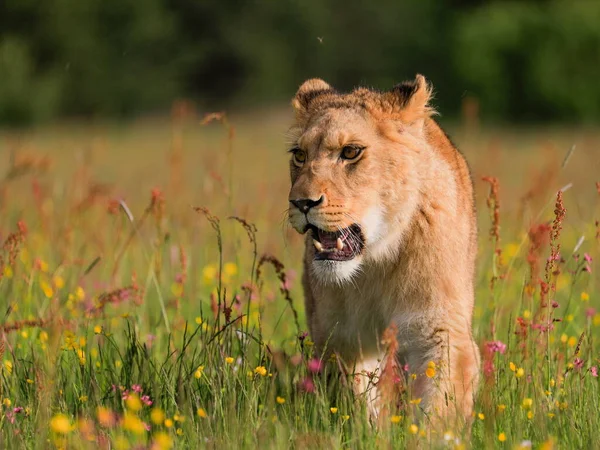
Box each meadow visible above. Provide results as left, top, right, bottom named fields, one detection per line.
left=0, top=106, right=599, bottom=449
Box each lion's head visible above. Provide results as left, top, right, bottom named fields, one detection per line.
left=287, top=75, right=437, bottom=284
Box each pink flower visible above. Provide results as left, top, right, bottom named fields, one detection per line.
left=141, top=395, right=153, bottom=406
left=586, top=308, right=596, bottom=318
left=551, top=301, right=559, bottom=308
left=485, top=340, right=507, bottom=354
left=298, top=377, right=315, bottom=393
left=591, top=366, right=598, bottom=377
left=574, top=358, right=585, bottom=370
left=307, top=358, right=323, bottom=374
left=131, top=384, right=142, bottom=393
left=584, top=253, right=593, bottom=263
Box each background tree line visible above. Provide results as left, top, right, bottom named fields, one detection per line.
left=1, top=0, right=598, bottom=125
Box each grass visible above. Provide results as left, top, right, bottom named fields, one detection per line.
left=0, top=109, right=599, bottom=449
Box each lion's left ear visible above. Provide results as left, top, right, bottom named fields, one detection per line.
left=388, top=74, right=435, bottom=124
left=292, top=79, right=334, bottom=115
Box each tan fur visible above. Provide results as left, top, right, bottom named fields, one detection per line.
left=287, top=75, right=480, bottom=429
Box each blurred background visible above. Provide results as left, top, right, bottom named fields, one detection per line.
left=1, top=0, right=600, bottom=126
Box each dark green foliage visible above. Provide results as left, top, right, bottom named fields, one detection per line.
left=1, top=0, right=599, bottom=124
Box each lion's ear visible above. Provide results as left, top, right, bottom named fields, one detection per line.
left=389, top=74, right=435, bottom=124
left=292, top=79, right=333, bottom=114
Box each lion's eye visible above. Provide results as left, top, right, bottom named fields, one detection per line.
left=341, top=145, right=363, bottom=160
left=291, top=148, right=306, bottom=165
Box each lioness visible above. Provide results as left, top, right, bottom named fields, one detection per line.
left=287, top=75, right=480, bottom=426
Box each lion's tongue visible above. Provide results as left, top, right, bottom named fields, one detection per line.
left=317, top=229, right=339, bottom=249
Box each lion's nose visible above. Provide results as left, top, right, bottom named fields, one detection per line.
left=290, top=196, right=324, bottom=214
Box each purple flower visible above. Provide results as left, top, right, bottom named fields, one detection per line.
left=307, top=358, right=323, bottom=374
left=485, top=340, right=507, bottom=354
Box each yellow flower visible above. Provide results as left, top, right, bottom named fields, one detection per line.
left=79, top=395, right=88, bottom=403
left=497, top=404, right=506, bottom=412
left=566, top=314, right=574, bottom=323
left=224, top=262, right=238, bottom=277
left=39, top=260, right=49, bottom=272
left=3, top=360, right=12, bottom=375
left=3, top=398, right=11, bottom=407
left=409, top=424, right=419, bottom=435
left=194, top=366, right=204, bottom=379
left=498, top=432, right=506, bottom=442
left=550, top=378, right=555, bottom=388
left=50, top=414, right=72, bottom=434
left=390, top=415, right=402, bottom=424
left=94, top=325, right=103, bottom=334
left=330, top=407, right=338, bottom=414
left=559, top=401, right=568, bottom=410
left=523, top=309, right=531, bottom=319
left=126, top=394, right=143, bottom=412
left=151, top=408, right=165, bottom=425
left=197, top=408, right=207, bottom=418
left=560, top=334, right=568, bottom=343
left=97, top=407, right=114, bottom=427
left=276, top=397, right=285, bottom=404
left=568, top=336, right=577, bottom=347
left=76, top=286, right=85, bottom=301
left=26, top=378, right=34, bottom=384
left=53, top=275, right=65, bottom=290
left=478, top=413, right=485, bottom=420
left=115, top=360, right=122, bottom=368
left=225, top=356, right=234, bottom=364
left=3, top=266, right=13, bottom=278
left=409, top=398, right=422, bottom=405
left=581, top=292, right=590, bottom=301
left=174, top=413, right=185, bottom=423
left=40, top=280, right=54, bottom=299
left=342, top=414, right=350, bottom=420
left=527, top=411, right=534, bottom=419
left=509, top=362, right=516, bottom=372
left=123, top=411, right=145, bottom=434
left=425, top=367, right=436, bottom=378
left=195, top=317, right=202, bottom=325
left=202, top=265, right=217, bottom=285
left=522, top=398, right=533, bottom=409
left=547, top=413, right=555, bottom=419
left=153, top=432, right=173, bottom=450
left=254, top=366, right=267, bottom=377
left=171, top=283, right=184, bottom=297
left=164, top=418, right=174, bottom=428
left=515, top=368, right=525, bottom=378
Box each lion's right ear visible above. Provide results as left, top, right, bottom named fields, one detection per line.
left=292, top=79, right=333, bottom=114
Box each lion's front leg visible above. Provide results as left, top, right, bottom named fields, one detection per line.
left=407, top=329, right=480, bottom=431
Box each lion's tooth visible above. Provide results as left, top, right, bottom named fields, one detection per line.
left=313, top=239, right=323, bottom=252
left=336, top=237, right=344, bottom=250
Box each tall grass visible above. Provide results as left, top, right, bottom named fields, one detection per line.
left=0, top=112, right=598, bottom=449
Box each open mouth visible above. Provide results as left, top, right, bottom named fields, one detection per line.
left=304, top=224, right=365, bottom=261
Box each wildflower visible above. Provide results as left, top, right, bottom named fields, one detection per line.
left=523, top=310, right=531, bottom=319
left=509, top=362, right=516, bottom=372
left=409, top=424, right=419, bottom=435
left=2, top=360, right=12, bottom=375
left=567, top=336, right=577, bottom=347
left=194, top=366, right=205, bottom=379
left=498, top=432, right=507, bottom=442
left=197, top=408, right=207, bottom=418
left=4, top=266, right=13, bottom=278
left=3, top=398, right=11, bottom=407
left=176, top=428, right=183, bottom=436
left=443, top=431, right=454, bottom=441
left=298, top=377, right=315, bottom=393
left=195, top=316, right=202, bottom=325
left=164, top=418, right=174, bottom=428
left=342, top=414, right=350, bottom=420
left=40, top=280, right=54, bottom=298
left=126, top=394, right=143, bottom=412
left=574, top=358, right=585, bottom=370
left=254, top=366, right=267, bottom=377
left=202, top=265, right=217, bottom=285
left=50, top=414, right=72, bottom=434
left=53, top=275, right=65, bottom=290
left=225, top=356, right=234, bottom=364
left=409, top=398, right=422, bottom=405
left=308, top=358, right=323, bottom=373
left=478, top=413, right=485, bottom=420
left=390, top=415, right=402, bottom=424
left=76, top=286, right=85, bottom=301
left=497, top=404, right=506, bottom=412
left=276, top=397, right=285, bottom=404
left=522, top=398, right=533, bottom=409
left=97, top=407, right=116, bottom=427
left=425, top=366, right=436, bottom=378
left=485, top=341, right=507, bottom=354
left=581, top=292, right=590, bottom=301
left=94, top=325, right=103, bottom=334
left=224, top=262, right=238, bottom=277
left=79, top=395, right=88, bottom=403
left=122, top=411, right=145, bottom=434
left=591, top=366, right=598, bottom=377
left=330, top=407, right=338, bottom=414
left=26, top=378, right=34, bottom=384
left=152, top=432, right=173, bottom=450
left=151, top=408, right=165, bottom=425
left=527, top=411, right=534, bottom=419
